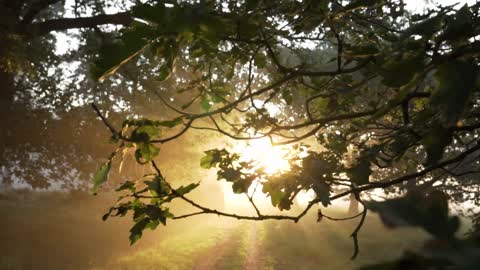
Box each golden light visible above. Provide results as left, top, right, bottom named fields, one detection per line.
left=220, top=138, right=290, bottom=209
left=222, top=138, right=314, bottom=210
left=235, top=138, right=291, bottom=175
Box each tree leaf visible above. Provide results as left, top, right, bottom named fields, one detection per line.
left=376, top=53, right=424, bottom=87
left=270, top=189, right=286, bottom=207
left=254, top=53, right=267, bottom=68
left=366, top=191, right=460, bottom=238
left=429, top=60, right=478, bottom=126
left=439, top=5, right=474, bottom=41
left=200, top=149, right=222, bottom=169
left=176, top=183, right=200, bottom=196
left=129, top=217, right=150, bottom=245
left=422, top=124, right=453, bottom=166
left=92, top=159, right=111, bottom=193
left=135, top=143, right=160, bottom=164
left=116, top=181, right=135, bottom=192
left=312, top=181, right=331, bottom=207
left=134, top=125, right=160, bottom=140
left=403, top=14, right=444, bottom=38
left=155, top=64, right=172, bottom=82
left=281, top=89, right=293, bottom=105
left=145, top=205, right=168, bottom=225
left=155, top=117, right=183, bottom=128
left=348, top=155, right=371, bottom=185
left=245, top=0, right=260, bottom=11
left=232, top=179, right=252, bottom=194
left=200, top=96, right=211, bottom=111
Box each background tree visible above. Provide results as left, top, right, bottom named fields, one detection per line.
left=0, top=0, right=165, bottom=188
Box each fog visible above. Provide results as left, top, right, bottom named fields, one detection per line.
left=0, top=129, right=434, bottom=270
left=0, top=190, right=432, bottom=270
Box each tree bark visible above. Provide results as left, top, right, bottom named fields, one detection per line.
left=21, top=12, right=133, bottom=38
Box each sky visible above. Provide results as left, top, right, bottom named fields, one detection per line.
left=404, top=0, right=477, bottom=12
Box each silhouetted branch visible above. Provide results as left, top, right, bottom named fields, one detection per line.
left=350, top=196, right=367, bottom=260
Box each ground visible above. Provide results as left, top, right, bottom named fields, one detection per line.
left=0, top=191, right=429, bottom=270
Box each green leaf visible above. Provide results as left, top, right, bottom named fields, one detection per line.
left=218, top=168, right=241, bottom=182
left=245, top=0, right=260, bottom=11
left=422, top=124, right=453, bottom=166
left=129, top=217, right=150, bottom=245
left=176, top=183, right=200, bottom=196
left=348, top=155, right=371, bottom=185
left=155, top=117, right=183, bottom=128
left=116, top=181, right=135, bottom=192
left=269, top=190, right=286, bottom=207
left=145, top=176, right=164, bottom=195
left=439, top=5, right=474, bottom=41
left=200, top=150, right=223, bottom=169
left=371, top=73, right=422, bottom=120
left=225, top=62, right=235, bottom=79
left=281, top=90, right=293, bottom=105
left=92, top=159, right=112, bottom=193
left=155, top=64, right=172, bottom=82
left=135, top=143, right=160, bottom=164
left=145, top=205, right=167, bottom=225
left=92, top=23, right=155, bottom=81
left=254, top=53, right=267, bottom=68
left=376, top=53, right=424, bottom=87
left=200, top=152, right=215, bottom=169
left=135, top=125, right=160, bottom=140
left=232, top=179, right=252, bottom=194
left=102, top=207, right=114, bottom=221
left=200, top=96, right=212, bottom=111
left=403, top=14, right=444, bottom=38
left=98, top=44, right=149, bottom=82
left=312, top=181, right=331, bottom=207
left=429, top=60, right=478, bottom=125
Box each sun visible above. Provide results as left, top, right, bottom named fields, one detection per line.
left=235, top=138, right=291, bottom=175
left=221, top=138, right=316, bottom=210
left=221, top=138, right=294, bottom=209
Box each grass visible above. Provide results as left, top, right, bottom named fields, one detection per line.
left=95, top=219, right=247, bottom=270
left=0, top=191, right=430, bottom=270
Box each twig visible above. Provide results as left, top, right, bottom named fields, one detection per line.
left=350, top=195, right=367, bottom=260
left=91, top=103, right=119, bottom=136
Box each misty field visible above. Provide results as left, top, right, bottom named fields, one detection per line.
left=0, top=191, right=429, bottom=270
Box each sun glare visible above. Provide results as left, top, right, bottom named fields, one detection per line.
left=235, top=138, right=291, bottom=175
left=221, top=138, right=291, bottom=208
left=222, top=138, right=304, bottom=209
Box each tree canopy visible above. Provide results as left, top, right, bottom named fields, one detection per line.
left=3, top=0, right=480, bottom=268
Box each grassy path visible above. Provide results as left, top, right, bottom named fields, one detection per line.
left=243, top=223, right=262, bottom=270
left=0, top=193, right=429, bottom=270
left=192, top=224, right=239, bottom=270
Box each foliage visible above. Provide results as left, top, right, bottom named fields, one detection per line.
left=87, top=0, right=480, bottom=264
left=362, top=191, right=480, bottom=270
left=3, top=0, right=480, bottom=266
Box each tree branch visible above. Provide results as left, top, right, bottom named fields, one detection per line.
left=350, top=195, right=367, bottom=260
left=22, top=12, right=133, bottom=38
